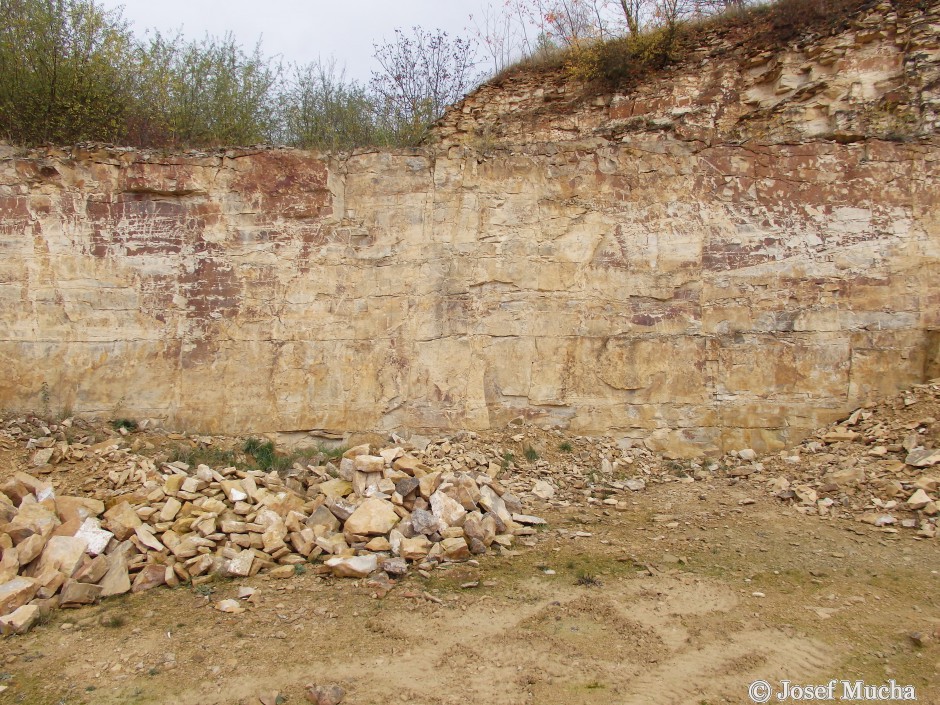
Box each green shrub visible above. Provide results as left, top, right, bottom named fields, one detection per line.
left=0, top=0, right=136, bottom=145
left=243, top=437, right=279, bottom=469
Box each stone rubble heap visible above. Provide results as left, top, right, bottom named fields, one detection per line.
left=722, top=380, right=940, bottom=537
left=0, top=437, right=544, bottom=636
left=3, top=378, right=938, bottom=638
left=406, top=427, right=654, bottom=509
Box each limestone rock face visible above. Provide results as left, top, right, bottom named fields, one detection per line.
left=0, top=2, right=939, bottom=456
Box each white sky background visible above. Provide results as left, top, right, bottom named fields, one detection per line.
left=99, top=0, right=493, bottom=83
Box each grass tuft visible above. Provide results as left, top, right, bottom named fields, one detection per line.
left=576, top=572, right=603, bottom=587
left=110, top=418, right=138, bottom=432
left=168, top=445, right=240, bottom=469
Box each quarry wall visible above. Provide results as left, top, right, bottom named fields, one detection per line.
left=1, top=0, right=939, bottom=455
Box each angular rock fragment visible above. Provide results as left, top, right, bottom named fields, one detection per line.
left=225, top=550, right=255, bottom=578
left=32, top=536, right=88, bottom=578
left=532, top=480, right=555, bottom=499
left=75, top=554, right=110, bottom=584
left=907, top=489, right=933, bottom=510
left=15, top=533, right=46, bottom=566
left=103, top=502, right=141, bottom=540
left=325, top=554, right=377, bottom=578
left=512, top=513, right=547, bottom=526
left=441, top=537, right=470, bottom=561
left=60, top=580, right=103, bottom=607
left=305, top=683, right=345, bottom=705
left=132, top=564, right=167, bottom=593
left=399, top=536, right=432, bottom=561
left=74, top=518, right=113, bottom=556
left=0, top=576, right=40, bottom=616
left=0, top=603, right=41, bottom=635
left=54, top=496, right=104, bottom=525
left=98, top=552, right=131, bottom=597
left=430, top=491, right=466, bottom=528
left=343, top=498, right=400, bottom=536
left=410, top=508, right=441, bottom=536
left=216, top=598, right=245, bottom=614
left=906, top=448, right=940, bottom=468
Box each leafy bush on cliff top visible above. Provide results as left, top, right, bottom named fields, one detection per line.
left=0, top=1, right=478, bottom=149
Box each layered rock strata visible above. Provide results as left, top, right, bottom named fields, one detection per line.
left=1, top=0, right=938, bottom=454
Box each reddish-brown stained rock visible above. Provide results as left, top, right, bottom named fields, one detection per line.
left=0, top=2, right=939, bottom=455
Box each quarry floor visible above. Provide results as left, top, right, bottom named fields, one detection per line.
left=1, top=468, right=938, bottom=705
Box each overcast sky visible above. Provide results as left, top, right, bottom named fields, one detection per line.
left=97, top=0, right=491, bottom=83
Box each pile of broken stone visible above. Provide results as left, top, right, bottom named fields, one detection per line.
left=723, top=380, right=940, bottom=538
left=0, top=441, right=544, bottom=636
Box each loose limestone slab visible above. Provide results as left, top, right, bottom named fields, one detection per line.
left=325, top=554, right=378, bottom=578
left=225, top=550, right=255, bottom=578
left=353, top=455, right=385, bottom=474
left=216, top=599, right=245, bottom=614
left=75, top=518, right=113, bottom=556
left=54, top=496, right=104, bottom=525
left=0, top=576, right=40, bottom=616
left=344, top=499, right=400, bottom=536
left=906, top=448, right=940, bottom=467
left=907, top=489, right=933, bottom=510
left=103, top=502, right=141, bottom=540
left=399, top=536, right=433, bottom=561
left=74, top=554, right=109, bottom=584
left=15, top=533, right=46, bottom=566
left=512, top=513, right=547, bottom=526
left=430, top=491, right=466, bottom=528
left=0, top=550, right=18, bottom=584
left=7, top=502, right=60, bottom=540
left=0, top=604, right=40, bottom=635
left=60, top=580, right=103, bottom=607
left=220, top=480, right=249, bottom=503
left=159, top=497, right=182, bottom=522
left=32, top=536, right=88, bottom=578
left=531, top=480, right=555, bottom=499
left=441, top=537, right=470, bottom=561
left=131, top=564, right=166, bottom=593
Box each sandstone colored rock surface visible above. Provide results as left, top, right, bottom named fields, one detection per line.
left=15, top=533, right=46, bottom=566
left=1, top=2, right=938, bottom=456
left=325, top=555, right=377, bottom=579
left=0, top=604, right=40, bottom=635
left=59, top=580, right=103, bottom=607
left=103, top=502, right=142, bottom=540
left=131, top=564, right=166, bottom=593
left=33, top=536, right=88, bottom=578
left=343, top=499, right=400, bottom=536
left=430, top=491, right=466, bottom=528
left=0, top=576, right=40, bottom=616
